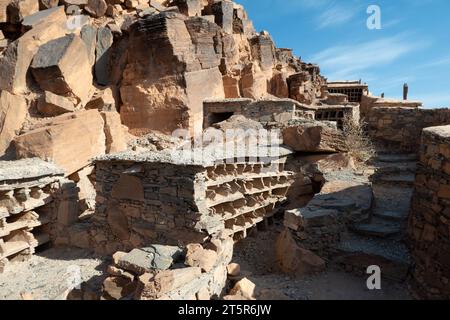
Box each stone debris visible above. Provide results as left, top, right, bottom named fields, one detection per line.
left=100, top=238, right=233, bottom=300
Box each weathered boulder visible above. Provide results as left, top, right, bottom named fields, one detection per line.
left=120, top=12, right=224, bottom=135
left=229, top=277, right=255, bottom=299
left=117, top=246, right=184, bottom=274
left=80, top=24, right=97, bottom=67
left=95, top=26, right=113, bottom=85
left=102, top=276, right=136, bottom=300
left=100, top=111, right=128, bottom=153
left=0, top=1, right=8, bottom=23
left=38, top=0, right=59, bottom=9
left=184, top=243, right=218, bottom=272
left=14, top=110, right=106, bottom=175
left=282, top=120, right=348, bottom=153
left=136, top=267, right=202, bottom=300
left=275, top=229, right=326, bottom=276
left=203, top=0, right=233, bottom=34
left=22, top=5, right=65, bottom=29
left=0, top=90, right=27, bottom=155
left=7, top=0, right=39, bottom=24
left=30, top=34, right=93, bottom=104
left=85, top=86, right=116, bottom=111
left=37, top=91, right=75, bottom=116
left=172, top=0, right=202, bottom=17
left=0, top=9, right=68, bottom=94
left=226, top=263, right=240, bottom=276
left=85, top=0, right=107, bottom=17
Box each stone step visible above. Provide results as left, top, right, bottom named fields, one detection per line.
left=373, top=209, right=409, bottom=221
left=333, top=234, right=411, bottom=282
left=350, top=217, right=402, bottom=238
left=375, top=153, right=418, bottom=163
left=374, top=162, right=417, bottom=175
left=373, top=173, right=416, bottom=187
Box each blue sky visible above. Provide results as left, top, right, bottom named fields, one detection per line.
left=236, top=0, right=450, bottom=108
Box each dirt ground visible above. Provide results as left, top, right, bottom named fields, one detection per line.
left=232, top=219, right=412, bottom=300
left=0, top=220, right=411, bottom=300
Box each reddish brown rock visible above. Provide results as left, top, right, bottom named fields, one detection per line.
left=275, top=229, right=325, bottom=276
left=102, top=276, right=136, bottom=300
left=14, top=110, right=106, bottom=175
left=184, top=243, right=218, bottom=272
left=0, top=90, right=27, bottom=155
left=30, top=34, right=93, bottom=104
left=37, top=91, right=75, bottom=116
left=0, top=10, right=68, bottom=94
left=229, top=277, right=255, bottom=299
left=120, top=13, right=224, bottom=135
left=100, top=111, right=128, bottom=153
left=7, top=0, right=39, bottom=24
left=85, top=0, right=107, bottom=17
left=136, top=267, right=202, bottom=300
left=282, top=120, right=348, bottom=153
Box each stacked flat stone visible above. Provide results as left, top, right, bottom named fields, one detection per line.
left=56, top=149, right=294, bottom=254
left=408, top=125, right=450, bottom=299
left=0, top=158, right=64, bottom=272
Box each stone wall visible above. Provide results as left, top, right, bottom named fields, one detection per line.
left=408, top=125, right=450, bottom=299
left=57, top=150, right=294, bottom=254
left=0, top=158, right=78, bottom=273
left=203, top=98, right=315, bottom=128
left=367, top=107, right=450, bottom=152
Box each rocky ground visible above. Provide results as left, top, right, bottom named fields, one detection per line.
left=0, top=247, right=108, bottom=300
left=232, top=220, right=411, bottom=300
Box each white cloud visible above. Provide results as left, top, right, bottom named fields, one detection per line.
left=316, top=3, right=359, bottom=29
left=421, top=56, right=450, bottom=68
left=412, top=93, right=450, bottom=109
left=309, top=34, right=430, bottom=80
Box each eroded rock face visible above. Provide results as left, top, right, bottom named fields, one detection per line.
left=0, top=8, right=68, bottom=94
left=120, top=12, right=225, bottom=135
left=0, top=90, right=27, bottom=155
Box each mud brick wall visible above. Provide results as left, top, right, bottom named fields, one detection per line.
left=408, top=125, right=450, bottom=299
left=367, top=107, right=450, bottom=152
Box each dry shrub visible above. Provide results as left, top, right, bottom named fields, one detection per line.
left=342, top=114, right=376, bottom=165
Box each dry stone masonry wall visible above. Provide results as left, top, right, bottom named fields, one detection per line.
left=409, top=125, right=450, bottom=299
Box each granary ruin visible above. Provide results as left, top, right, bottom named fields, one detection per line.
left=0, top=0, right=449, bottom=301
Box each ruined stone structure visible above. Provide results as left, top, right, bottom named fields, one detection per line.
left=367, top=107, right=450, bottom=152
left=325, top=81, right=368, bottom=103
left=54, top=148, right=294, bottom=254
left=409, top=126, right=450, bottom=299
left=0, top=158, right=69, bottom=272
left=203, top=98, right=316, bottom=129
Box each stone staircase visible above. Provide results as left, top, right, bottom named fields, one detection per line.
left=332, top=153, right=417, bottom=282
